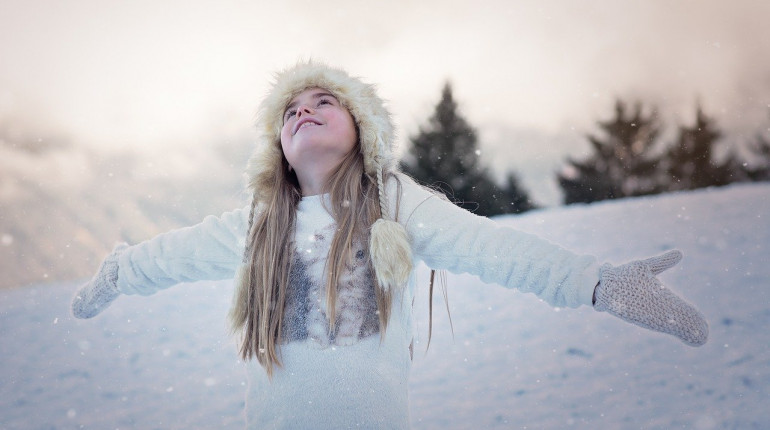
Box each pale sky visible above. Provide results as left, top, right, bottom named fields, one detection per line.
left=2, top=0, right=769, bottom=204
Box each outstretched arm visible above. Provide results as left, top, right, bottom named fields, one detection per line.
left=390, top=174, right=708, bottom=346
left=72, top=206, right=250, bottom=319
left=392, top=174, right=598, bottom=309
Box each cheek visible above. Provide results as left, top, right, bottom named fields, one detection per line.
left=279, top=127, right=295, bottom=161
left=280, top=121, right=292, bottom=142
left=341, top=114, right=358, bottom=150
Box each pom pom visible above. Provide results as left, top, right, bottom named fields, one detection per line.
left=369, top=218, right=413, bottom=293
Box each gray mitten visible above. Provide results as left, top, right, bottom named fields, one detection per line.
left=594, top=250, right=708, bottom=346
left=71, top=243, right=128, bottom=319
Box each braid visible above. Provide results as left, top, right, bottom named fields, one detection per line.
left=242, top=192, right=259, bottom=263
left=376, top=163, right=388, bottom=219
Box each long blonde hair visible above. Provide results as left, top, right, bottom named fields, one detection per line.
left=229, top=142, right=394, bottom=376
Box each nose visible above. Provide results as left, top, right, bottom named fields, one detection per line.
left=296, top=104, right=314, bottom=118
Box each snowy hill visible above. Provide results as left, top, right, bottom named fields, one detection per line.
left=1, top=183, right=768, bottom=429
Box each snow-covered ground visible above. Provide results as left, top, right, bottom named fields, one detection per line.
left=1, top=183, right=768, bottom=429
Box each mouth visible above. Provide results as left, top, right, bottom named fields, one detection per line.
left=293, top=118, right=322, bottom=135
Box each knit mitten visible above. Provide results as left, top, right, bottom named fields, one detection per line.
left=71, top=243, right=128, bottom=319
left=594, top=250, right=708, bottom=346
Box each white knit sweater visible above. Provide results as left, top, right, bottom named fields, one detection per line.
left=115, top=174, right=599, bottom=429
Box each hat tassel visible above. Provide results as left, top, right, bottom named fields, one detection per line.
left=370, top=167, right=413, bottom=292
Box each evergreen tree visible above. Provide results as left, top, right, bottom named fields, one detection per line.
left=499, top=172, right=537, bottom=214
left=400, top=83, right=535, bottom=216
left=557, top=100, right=664, bottom=204
left=666, top=106, right=741, bottom=190
left=743, top=130, right=770, bottom=181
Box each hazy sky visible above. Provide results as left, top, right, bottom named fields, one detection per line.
left=2, top=0, right=770, bottom=203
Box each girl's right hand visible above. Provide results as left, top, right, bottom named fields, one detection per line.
left=71, top=243, right=128, bottom=319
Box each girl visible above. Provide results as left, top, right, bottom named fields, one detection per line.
left=72, top=61, right=708, bottom=429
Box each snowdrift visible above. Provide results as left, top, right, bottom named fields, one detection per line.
left=1, top=183, right=768, bottom=429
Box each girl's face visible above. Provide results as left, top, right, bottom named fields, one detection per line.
left=280, top=88, right=357, bottom=177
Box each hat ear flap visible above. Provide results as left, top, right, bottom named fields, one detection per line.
left=247, top=139, right=284, bottom=200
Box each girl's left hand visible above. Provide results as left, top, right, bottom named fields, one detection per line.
left=593, top=250, right=709, bottom=346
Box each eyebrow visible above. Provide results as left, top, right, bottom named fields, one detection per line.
left=285, top=91, right=338, bottom=112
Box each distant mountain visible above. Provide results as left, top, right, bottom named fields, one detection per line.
left=0, top=133, right=251, bottom=289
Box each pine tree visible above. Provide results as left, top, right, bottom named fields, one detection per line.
left=743, top=129, right=770, bottom=181
left=400, top=83, right=535, bottom=216
left=499, top=173, right=537, bottom=214
left=557, top=100, right=664, bottom=204
left=666, top=106, right=740, bottom=190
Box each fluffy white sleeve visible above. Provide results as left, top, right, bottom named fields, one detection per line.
left=116, top=206, right=250, bottom=296
left=391, top=175, right=599, bottom=308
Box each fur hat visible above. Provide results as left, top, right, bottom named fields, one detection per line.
left=246, top=60, right=412, bottom=292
